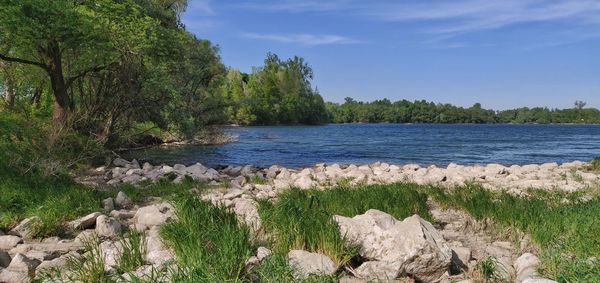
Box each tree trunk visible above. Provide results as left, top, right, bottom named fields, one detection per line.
left=46, top=40, right=69, bottom=130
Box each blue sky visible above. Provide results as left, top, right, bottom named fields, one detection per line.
left=182, top=0, right=600, bottom=110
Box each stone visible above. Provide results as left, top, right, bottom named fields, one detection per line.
left=115, top=191, right=132, bottom=209
left=102, top=198, right=115, bottom=211
left=9, top=217, right=42, bottom=239
left=246, top=256, right=260, bottom=268
left=9, top=242, right=84, bottom=256
left=100, top=240, right=122, bottom=271
left=113, top=158, right=130, bottom=167
left=354, top=260, right=402, bottom=281
left=146, top=250, right=175, bottom=266
left=69, top=212, right=102, bottom=230
left=287, top=250, right=337, bottom=279
left=256, top=247, right=272, bottom=261
left=0, top=251, right=10, bottom=267
left=522, top=279, right=558, bottom=283
left=0, top=236, right=23, bottom=251
left=7, top=253, right=40, bottom=275
left=0, top=269, right=31, bottom=283
left=134, top=203, right=176, bottom=230
left=514, top=253, right=541, bottom=282
left=294, top=175, right=313, bottom=189
left=223, top=188, right=244, bottom=200
left=334, top=211, right=452, bottom=282
left=451, top=246, right=471, bottom=273
left=35, top=255, right=69, bottom=275
left=233, top=199, right=262, bottom=232
left=95, top=215, right=122, bottom=238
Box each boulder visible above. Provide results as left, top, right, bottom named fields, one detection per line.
left=233, top=199, right=262, bottom=233
left=0, top=236, right=23, bottom=251
left=134, top=203, right=176, bottom=230
left=256, top=247, right=272, bottom=261
left=6, top=253, right=39, bottom=276
left=294, top=175, right=313, bottom=189
left=95, top=215, right=122, bottom=238
left=354, top=260, right=402, bottom=281
left=9, top=217, right=42, bottom=239
left=514, top=253, right=541, bottom=282
left=287, top=250, right=337, bottom=279
left=100, top=240, right=122, bottom=271
left=334, top=211, right=452, bottom=282
left=102, top=198, right=115, bottom=211
left=69, top=212, right=102, bottom=230
left=9, top=242, right=84, bottom=256
left=522, top=279, right=558, bottom=283
left=115, top=191, right=132, bottom=209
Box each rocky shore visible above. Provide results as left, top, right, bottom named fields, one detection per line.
left=3, top=159, right=598, bottom=282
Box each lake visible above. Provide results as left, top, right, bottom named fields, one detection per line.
left=126, top=124, right=600, bottom=168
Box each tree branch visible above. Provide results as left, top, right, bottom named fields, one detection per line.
left=66, top=65, right=108, bottom=87
left=0, top=53, right=48, bottom=70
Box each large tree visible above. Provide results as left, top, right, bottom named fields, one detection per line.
left=0, top=0, right=156, bottom=129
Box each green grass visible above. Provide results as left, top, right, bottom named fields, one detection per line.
left=117, top=230, right=147, bottom=273
left=258, top=184, right=432, bottom=266
left=427, top=185, right=600, bottom=282
left=246, top=175, right=269, bottom=185
left=0, top=171, right=204, bottom=238
left=160, top=195, right=254, bottom=282
left=591, top=156, right=600, bottom=171
left=250, top=254, right=339, bottom=283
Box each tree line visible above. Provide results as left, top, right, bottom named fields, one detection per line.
left=1, top=0, right=599, bottom=157
left=326, top=99, right=600, bottom=124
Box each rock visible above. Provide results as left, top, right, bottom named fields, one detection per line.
left=69, top=212, right=102, bottom=230
left=122, top=174, right=143, bottom=184
left=9, top=217, right=41, bottom=239
left=0, top=269, right=31, bottom=283
left=0, top=251, right=10, bottom=267
left=451, top=246, right=471, bottom=273
left=35, top=255, right=69, bottom=275
left=9, top=242, right=84, bottom=256
left=334, top=211, right=452, bottom=282
left=134, top=203, right=176, bottom=230
left=0, top=236, right=23, bottom=251
left=110, top=210, right=136, bottom=220
left=75, top=230, right=98, bottom=243
left=7, top=253, right=40, bottom=275
left=294, top=175, right=313, bottom=189
left=146, top=250, right=174, bottom=266
left=522, top=279, right=558, bottom=283
left=113, top=158, right=130, bottom=167
left=514, top=253, right=541, bottom=282
left=232, top=199, right=262, bottom=232
left=115, top=191, right=132, bottom=209
left=100, top=241, right=122, bottom=271
left=102, top=198, right=115, bottom=211
left=354, top=260, right=402, bottom=281
left=95, top=215, right=122, bottom=238
left=287, top=250, right=337, bottom=279
left=256, top=247, right=272, bottom=261
left=246, top=256, right=260, bottom=269
left=223, top=188, right=244, bottom=200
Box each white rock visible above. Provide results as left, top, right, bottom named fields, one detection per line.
left=133, top=203, right=176, bottom=230
left=7, top=253, right=40, bottom=274
left=115, top=191, right=132, bottom=209
left=102, top=198, right=115, bottom=211
left=294, top=175, right=313, bottom=189
left=9, top=217, right=41, bottom=239
left=95, top=215, right=122, bottom=238
left=69, top=212, right=102, bottom=230
left=233, top=199, right=262, bottom=232
left=522, top=279, right=558, bottom=283
left=514, top=253, right=541, bottom=282
left=100, top=240, right=122, bottom=271
left=0, top=236, right=23, bottom=251
left=354, top=260, right=401, bottom=280
left=287, top=250, right=337, bottom=279
left=334, top=211, right=452, bottom=282
left=256, top=247, right=272, bottom=261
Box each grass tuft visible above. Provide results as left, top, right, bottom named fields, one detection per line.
left=117, top=229, right=147, bottom=273
left=160, top=195, right=254, bottom=282
left=258, top=184, right=431, bottom=266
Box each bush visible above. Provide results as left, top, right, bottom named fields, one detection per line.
left=591, top=156, right=600, bottom=171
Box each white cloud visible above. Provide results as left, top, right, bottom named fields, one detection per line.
left=238, top=0, right=600, bottom=41
left=242, top=33, right=362, bottom=46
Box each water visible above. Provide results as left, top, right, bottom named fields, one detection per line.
left=125, top=124, right=600, bottom=168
